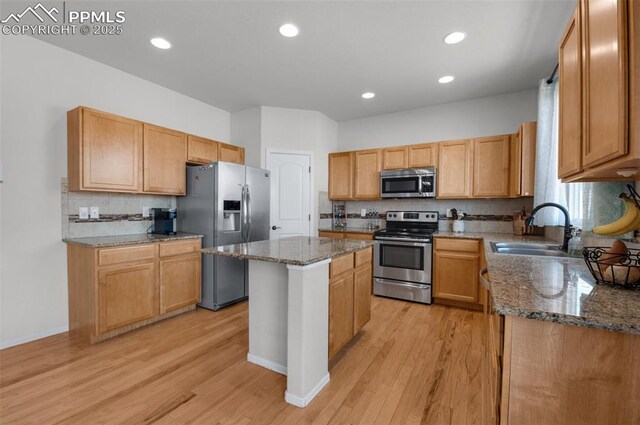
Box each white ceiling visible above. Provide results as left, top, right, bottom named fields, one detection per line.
left=28, top=0, right=575, bottom=121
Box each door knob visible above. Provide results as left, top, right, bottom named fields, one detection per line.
left=271, top=225, right=282, bottom=230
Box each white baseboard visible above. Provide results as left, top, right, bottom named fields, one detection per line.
left=0, top=325, right=69, bottom=350
left=247, top=352, right=287, bottom=376
left=285, top=372, right=330, bottom=408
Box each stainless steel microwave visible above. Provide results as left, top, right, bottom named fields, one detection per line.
left=380, top=168, right=436, bottom=198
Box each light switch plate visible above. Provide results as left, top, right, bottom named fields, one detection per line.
left=142, top=207, right=150, bottom=218
left=361, top=208, right=366, bottom=218
left=446, top=209, right=453, bottom=218
left=79, top=207, right=89, bottom=220
left=89, top=206, right=99, bottom=219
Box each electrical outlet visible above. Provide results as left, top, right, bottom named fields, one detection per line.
left=142, top=207, right=150, bottom=218
left=89, top=206, right=99, bottom=219
left=79, top=207, right=89, bottom=220
left=446, top=209, right=453, bottom=218
left=361, top=208, right=366, bottom=218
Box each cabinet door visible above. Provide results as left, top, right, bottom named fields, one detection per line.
left=353, top=265, right=372, bottom=333
left=559, top=5, right=583, bottom=178
left=143, top=124, right=187, bottom=195
left=473, top=135, right=510, bottom=198
left=187, top=135, right=217, bottom=164
left=354, top=149, right=382, bottom=199
left=81, top=108, right=143, bottom=192
left=329, top=273, right=354, bottom=358
left=383, top=147, right=408, bottom=170
left=159, top=253, right=201, bottom=314
left=437, top=140, right=473, bottom=198
left=581, top=0, right=628, bottom=168
left=328, top=152, right=354, bottom=200
left=408, top=143, right=438, bottom=168
left=433, top=251, right=480, bottom=303
left=509, top=132, right=522, bottom=197
left=98, top=262, right=157, bottom=333
left=520, top=122, right=536, bottom=197
left=218, top=143, right=245, bottom=164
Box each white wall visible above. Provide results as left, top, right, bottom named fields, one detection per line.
left=231, top=106, right=338, bottom=235
left=0, top=36, right=231, bottom=348
left=338, top=89, right=538, bottom=151
left=231, top=107, right=262, bottom=168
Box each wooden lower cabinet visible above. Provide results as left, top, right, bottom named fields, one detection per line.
left=68, top=239, right=202, bottom=343
left=433, top=238, right=482, bottom=307
left=160, top=253, right=202, bottom=314
left=328, top=247, right=372, bottom=358
left=98, top=262, right=157, bottom=333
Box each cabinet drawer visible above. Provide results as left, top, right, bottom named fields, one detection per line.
left=98, top=244, right=156, bottom=266
left=330, top=253, right=354, bottom=278
left=355, top=247, right=373, bottom=268
left=319, top=231, right=345, bottom=239
left=435, top=238, right=480, bottom=253
left=159, top=239, right=201, bottom=257
left=344, top=233, right=374, bottom=241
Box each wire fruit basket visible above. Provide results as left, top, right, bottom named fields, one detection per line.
left=582, top=247, right=640, bottom=288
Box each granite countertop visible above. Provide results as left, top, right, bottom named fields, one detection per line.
left=63, top=232, right=203, bottom=248
left=435, top=232, right=640, bottom=335
left=202, top=236, right=374, bottom=266
left=318, top=227, right=379, bottom=235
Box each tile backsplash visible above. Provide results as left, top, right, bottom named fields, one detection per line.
left=61, top=178, right=176, bottom=239
left=318, top=191, right=534, bottom=234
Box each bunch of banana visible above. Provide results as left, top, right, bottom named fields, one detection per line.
left=592, top=194, right=640, bottom=236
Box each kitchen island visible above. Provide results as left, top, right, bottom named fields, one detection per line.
left=202, top=236, right=374, bottom=408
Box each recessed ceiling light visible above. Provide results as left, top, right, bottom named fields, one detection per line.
left=279, top=23, right=300, bottom=37
left=150, top=37, right=171, bottom=49
left=438, top=75, right=455, bottom=84
left=361, top=92, right=375, bottom=99
left=444, top=31, right=466, bottom=45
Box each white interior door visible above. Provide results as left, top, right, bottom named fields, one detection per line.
left=268, top=152, right=311, bottom=239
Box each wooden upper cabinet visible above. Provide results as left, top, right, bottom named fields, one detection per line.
left=354, top=149, right=382, bottom=199
left=218, top=142, right=245, bottom=164
left=438, top=140, right=473, bottom=198
left=143, top=124, right=187, bottom=195
left=473, top=135, right=510, bottom=198
left=581, top=0, right=628, bottom=168
left=383, top=146, right=409, bottom=170
left=510, top=123, right=537, bottom=197
left=187, top=134, right=217, bottom=164
left=408, top=143, right=438, bottom=168
left=520, top=122, right=536, bottom=196
left=68, top=107, right=143, bottom=193
left=329, top=152, right=354, bottom=200
left=559, top=5, right=583, bottom=178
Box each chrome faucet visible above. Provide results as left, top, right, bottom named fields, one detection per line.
left=525, top=203, right=573, bottom=252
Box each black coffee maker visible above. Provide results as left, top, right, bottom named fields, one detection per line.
left=151, top=208, right=177, bottom=235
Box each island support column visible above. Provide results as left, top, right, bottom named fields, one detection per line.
left=284, top=259, right=330, bottom=408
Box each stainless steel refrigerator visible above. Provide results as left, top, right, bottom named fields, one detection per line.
left=177, top=162, right=270, bottom=310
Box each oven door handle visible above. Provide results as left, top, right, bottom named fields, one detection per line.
left=375, top=237, right=431, bottom=245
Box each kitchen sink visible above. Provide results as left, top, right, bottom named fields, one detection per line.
left=490, top=242, right=571, bottom=258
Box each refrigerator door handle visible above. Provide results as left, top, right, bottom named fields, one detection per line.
left=246, top=185, right=252, bottom=241
left=241, top=184, right=248, bottom=242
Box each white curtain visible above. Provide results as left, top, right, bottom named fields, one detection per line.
left=533, top=79, right=567, bottom=225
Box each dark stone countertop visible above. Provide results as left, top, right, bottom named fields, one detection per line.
left=202, top=236, right=374, bottom=266
left=63, top=232, right=203, bottom=248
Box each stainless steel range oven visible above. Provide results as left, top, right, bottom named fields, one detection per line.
left=373, top=211, right=438, bottom=304
left=380, top=168, right=436, bottom=198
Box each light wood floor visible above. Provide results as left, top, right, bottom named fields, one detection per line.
left=1, top=296, right=483, bottom=425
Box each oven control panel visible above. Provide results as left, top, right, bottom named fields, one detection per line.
left=386, top=211, right=438, bottom=222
